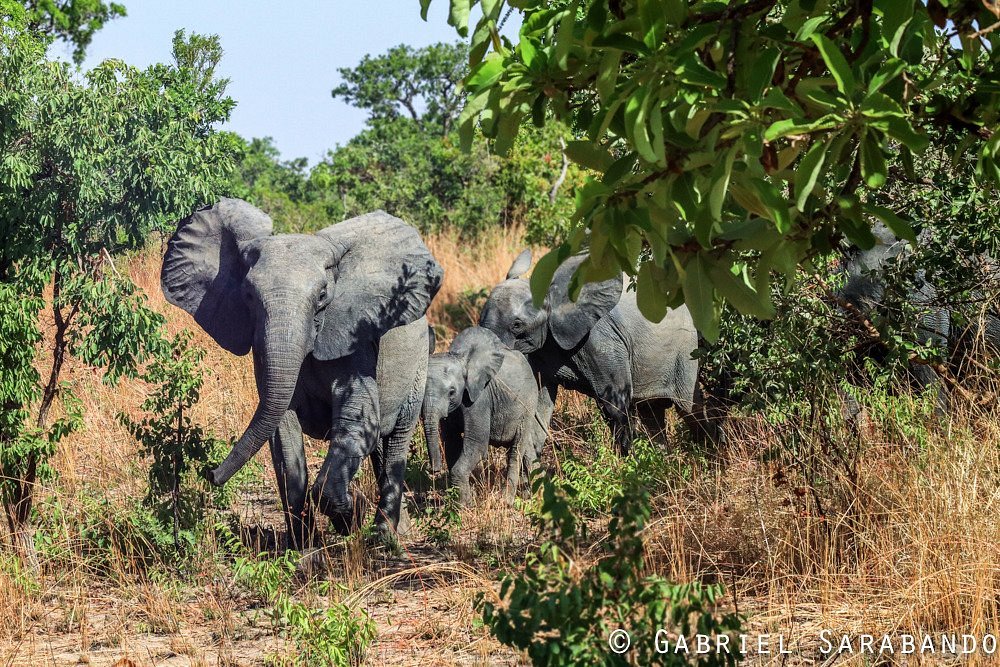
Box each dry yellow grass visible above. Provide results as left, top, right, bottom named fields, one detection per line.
left=2, top=225, right=1000, bottom=665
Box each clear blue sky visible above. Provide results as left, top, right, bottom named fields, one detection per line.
left=60, top=1, right=518, bottom=164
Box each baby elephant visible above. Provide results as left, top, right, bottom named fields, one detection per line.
left=421, top=327, right=545, bottom=504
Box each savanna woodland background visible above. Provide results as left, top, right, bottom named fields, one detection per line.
left=2, top=0, right=1000, bottom=663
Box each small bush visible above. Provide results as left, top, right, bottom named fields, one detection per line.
left=482, top=475, right=742, bottom=666
left=228, top=537, right=376, bottom=666
left=560, top=437, right=684, bottom=517
left=269, top=590, right=377, bottom=667
left=415, top=486, right=462, bottom=546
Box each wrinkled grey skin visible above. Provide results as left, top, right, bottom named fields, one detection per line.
left=160, top=198, right=442, bottom=547
left=421, top=327, right=547, bottom=504
left=480, top=251, right=720, bottom=455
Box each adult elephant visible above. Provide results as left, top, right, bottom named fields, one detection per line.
left=837, top=225, right=998, bottom=401
left=838, top=225, right=950, bottom=397
left=479, top=250, right=721, bottom=455
left=160, top=198, right=443, bottom=547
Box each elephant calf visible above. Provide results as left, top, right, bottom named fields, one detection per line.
left=422, top=327, right=547, bottom=504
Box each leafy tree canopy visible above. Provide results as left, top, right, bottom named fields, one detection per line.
left=332, top=41, right=469, bottom=133
left=425, top=0, right=1000, bottom=341
left=2, top=0, right=127, bottom=63
left=0, top=16, right=238, bottom=566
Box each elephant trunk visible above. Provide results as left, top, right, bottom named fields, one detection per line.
left=422, top=404, right=443, bottom=474
left=208, top=303, right=309, bottom=486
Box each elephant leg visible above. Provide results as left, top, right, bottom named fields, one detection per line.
left=503, top=442, right=522, bottom=505
left=636, top=399, right=669, bottom=443
left=371, top=430, right=412, bottom=539
left=313, top=358, right=380, bottom=535
left=519, top=438, right=540, bottom=497
left=677, top=383, right=728, bottom=447
left=449, top=410, right=490, bottom=505
left=269, top=410, right=313, bottom=550
left=595, top=389, right=633, bottom=456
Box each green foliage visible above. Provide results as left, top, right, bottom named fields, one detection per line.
left=430, top=0, right=1000, bottom=341
left=560, top=437, right=682, bottom=517
left=230, top=547, right=376, bottom=666
left=0, top=18, right=238, bottom=564
left=481, top=474, right=742, bottom=665
left=269, top=589, right=377, bottom=667
left=415, top=486, right=463, bottom=545
left=10, top=0, right=127, bottom=63
left=235, top=41, right=585, bottom=243
left=119, top=332, right=226, bottom=554
left=332, top=41, right=468, bottom=134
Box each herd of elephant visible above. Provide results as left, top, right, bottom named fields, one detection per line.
left=159, top=198, right=998, bottom=549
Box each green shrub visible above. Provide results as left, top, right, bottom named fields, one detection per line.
left=415, top=486, right=462, bottom=546
left=482, top=475, right=742, bottom=666
left=227, top=536, right=376, bottom=666
left=269, top=590, right=377, bottom=667
left=560, top=435, right=685, bottom=517
left=119, top=331, right=227, bottom=556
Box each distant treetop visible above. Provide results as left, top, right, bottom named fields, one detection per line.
left=332, top=41, right=469, bottom=134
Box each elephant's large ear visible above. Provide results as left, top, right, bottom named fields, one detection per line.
left=313, top=211, right=443, bottom=360
left=546, top=255, right=623, bottom=350
left=451, top=327, right=505, bottom=404
left=161, top=198, right=273, bottom=355
left=507, top=249, right=532, bottom=280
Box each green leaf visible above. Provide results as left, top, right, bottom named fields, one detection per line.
left=708, top=147, right=735, bottom=220
left=868, top=58, right=906, bottom=94
left=591, top=33, right=650, bottom=54
left=564, top=140, right=614, bottom=171
left=636, top=261, right=668, bottom=323
left=810, top=34, right=856, bottom=95
left=860, top=132, right=887, bottom=188
left=458, top=88, right=490, bottom=151
left=796, top=16, right=828, bottom=41
left=763, top=114, right=841, bottom=141
left=709, top=262, right=775, bottom=319
left=555, top=0, right=579, bottom=70
left=530, top=244, right=573, bottom=307
left=794, top=138, right=829, bottom=210
left=746, top=47, right=780, bottom=102
left=664, top=0, right=687, bottom=26
left=420, top=0, right=433, bottom=21
left=448, top=0, right=472, bottom=37
left=865, top=203, right=916, bottom=243
left=675, top=54, right=727, bottom=89
left=860, top=91, right=905, bottom=119
left=878, top=117, right=929, bottom=153
left=749, top=178, right=791, bottom=232
left=596, top=49, right=621, bottom=102
left=681, top=254, right=718, bottom=342
left=466, top=55, right=503, bottom=90
left=627, top=87, right=658, bottom=163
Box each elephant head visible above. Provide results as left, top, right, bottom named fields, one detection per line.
left=479, top=249, right=623, bottom=354
left=421, top=327, right=504, bottom=473
left=161, top=198, right=443, bottom=486
left=840, top=223, right=910, bottom=313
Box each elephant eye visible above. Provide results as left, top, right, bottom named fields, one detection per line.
left=511, top=319, right=524, bottom=333
left=448, top=386, right=456, bottom=396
